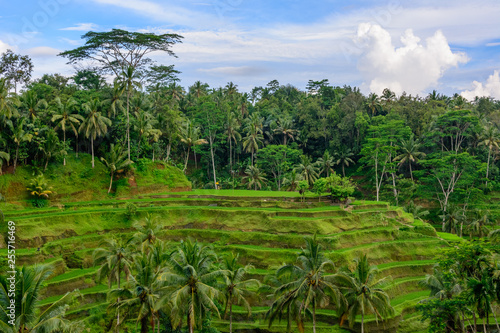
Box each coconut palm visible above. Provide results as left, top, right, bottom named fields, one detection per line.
left=243, top=115, right=264, bottom=167
left=225, top=112, right=242, bottom=170
left=166, top=82, right=185, bottom=105
left=221, top=253, right=260, bottom=333
left=393, top=134, right=426, bottom=181
left=20, top=90, right=47, bottom=121
left=9, top=117, right=33, bottom=173
left=51, top=97, right=83, bottom=165
left=268, top=235, right=341, bottom=333
left=93, top=237, right=134, bottom=332
left=366, top=93, right=381, bottom=116
left=0, top=150, right=9, bottom=175
left=109, top=250, right=167, bottom=333
left=274, top=117, right=298, bottom=146
left=104, top=80, right=125, bottom=118
left=133, top=109, right=155, bottom=156
left=179, top=120, right=207, bottom=173
left=295, top=155, right=319, bottom=186
left=189, top=81, right=209, bottom=99
left=468, top=210, right=492, bottom=240
left=39, top=128, right=64, bottom=171
left=160, top=239, right=225, bottom=333
left=132, top=213, right=162, bottom=250
left=79, top=98, right=111, bottom=168
left=333, top=255, right=394, bottom=333
left=439, top=206, right=464, bottom=235
left=243, top=165, right=267, bottom=190
left=0, top=78, right=20, bottom=119
left=479, top=124, right=500, bottom=187
left=316, top=150, right=335, bottom=177
left=100, top=144, right=133, bottom=193
left=334, top=148, right=355, bottom=177
left=0, top=264, right=78, bottom=333
left=117, top=66, right=142, bottom=160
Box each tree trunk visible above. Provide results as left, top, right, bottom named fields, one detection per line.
left=166, top=142, right=171, bottom=162
left=14, top=144, right=19, bottom=174
left=312, top=305, right=316, bottom=333
left=141, top=316, right=149, bottom=333
left=91, top=136, right=95, bottom=168
left=108, top=171, right=114, bottom=194
left=229, top=302, right=233, bottom=333
left=184, top=146, right=190, bottom=173
left=126, top=89, right=131, bottom=161
left=409, top=162, right=413, bottom=181
left=361, top=312, right=364, bottom=333
left=391, top=172, right=398, bottom=205
left=342, top=163, right=345, bottom=177
left=486, top=146, right=491, bottom=187
left=210, top=138, right=217, bottom=186
left=76, top=135, right=79, bottom=158
left=63, top=131, right=66, bottom=166
left=117, top=264, right=121, bottom=333
left=229, top=137, right=232, bottom=170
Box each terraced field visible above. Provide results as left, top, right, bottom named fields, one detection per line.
left=0, top=191, right=445, bottom=332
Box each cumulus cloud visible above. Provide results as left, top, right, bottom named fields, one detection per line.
left=356, top=23, right=468, bottom=95
left=0, top=39, right=14, bottom=54
left=26, top=46, right=61, bottom=57
left=461, top=70, right=500, bottom=100
left=60, top=23, right=98, bottom=31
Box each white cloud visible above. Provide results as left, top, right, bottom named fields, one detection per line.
left=486, top=42, right=500, bottom=47
left=356, top=23, right=468, bottom=95
left=0, top=39, right=13, bottom=54
left=461, top=70, right=500, bottom=100
left=90, top=0, right=221, bottom=29
left=26, top=46, right=61, bottom=57
left=198, top=66, right=267, bottom=77
left=60, top=23, right=98, bottom=31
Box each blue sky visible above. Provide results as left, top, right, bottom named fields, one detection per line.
left=0, top=0, right=499, bottom=98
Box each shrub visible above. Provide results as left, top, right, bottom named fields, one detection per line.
left=125, top=202, right=138, bottom=220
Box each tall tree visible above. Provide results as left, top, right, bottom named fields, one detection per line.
left=0, top=49, right=33, bottom=93
left=160, top=239, right=224, bottom=333
left=221, top=253, right=260, bottom=333
left=394, top=133, right=426, bottom=181
left=117, top=66, right=142, bottom=160
left=59, top=29, right=183, bottom=76
left=100, top=144, right=133, bottom=193
left=478, top=124, right=500, bottom=187
left=79, top=98, right=111, bottom=168
left=333, top=255, right=394, bottom=333
left=51, top=97, right=83, bottom=165
left=9, top=117, right=33, bottom=173
left=268, top=235, right=341, bottom=333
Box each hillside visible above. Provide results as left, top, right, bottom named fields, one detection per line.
left=0, top=188, right=448, bottom=332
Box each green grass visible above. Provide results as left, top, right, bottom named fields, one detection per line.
left=46, top=267, right=98, bottom=284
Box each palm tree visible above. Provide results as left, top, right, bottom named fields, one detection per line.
left=166, top=82, right=185, bottom=105
left=9, top=117, right=33, bottom=173
left=39, top=128, right=63, bottom=171
left=221, top=253, right=260, bottom=333
left=243, top=165, right=267, bottom=190
left=51, top=97, right=83, bottom=165
left=225, top=112, right=242, bottom=170
left=333, top=255, right=394, bottom=333
left=468, top=210, right=492, bottom=239
left=0, top=151, right=8, bottom=175
left=0, top=78, right=20, bottom=119
left=179, top=120, right=208, bottom=173
left=79, top=98, right=111, bottom=168
left=479, top=124, right=500, bottom=187
left=117, top=66, right=142, bottom=160
left=133, top=109, right=155, bottom=156
left=189, top=81, right=209, bottom=99
left=20, top=90, right=47, bottom=120
left=316, top=150, right=335, bottom=177
left=243, top=113, right=264, bottom=166
left=268, top=235, right=341, bottom=333
left=0, top=264, right=78, bottom=332
left=393, top=134, right=426, bottom=181
left=109, top=250, right=167, bottom=333
left=295, top=155, right=319, bottom=186
left=104, top=80, right=125, bottom=118
left=334, top=148, right=355, bottom=177
left=100, top=144, right=133, bottom=193
left=93, top=237, right=134, bottom=332
left=160, top=239, right=225, bottom=333
left=133, top=213, right=162, bottom=250
left=366, top=93, right=381, bottom=116
left=274, top=117, right=298, bottom=146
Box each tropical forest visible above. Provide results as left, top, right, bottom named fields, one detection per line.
left=1, top=28, right=500, bottom=333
